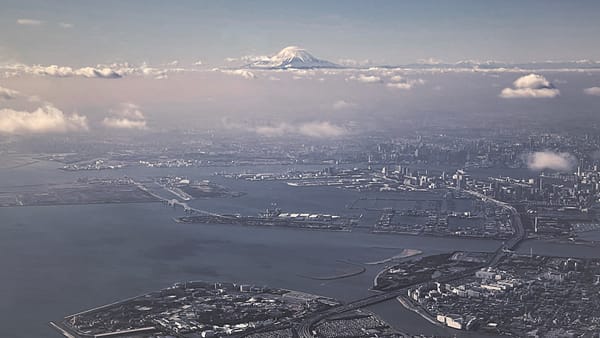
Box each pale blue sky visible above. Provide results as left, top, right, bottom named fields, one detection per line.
left=1, top=0, right=600, bottom=66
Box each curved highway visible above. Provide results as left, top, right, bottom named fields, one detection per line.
left=297, top=188, right=525, bottom=338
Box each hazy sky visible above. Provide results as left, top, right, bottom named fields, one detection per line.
left=1, top=0, right=600, bottom=66
left=1, top=1, right=600, bottom=138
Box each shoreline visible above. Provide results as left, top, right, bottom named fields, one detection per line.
left=365, top=248, right=423, bottom=265
left=297, top=260, right=366, bottom=280
left=396, top=295, right=447, bottom=329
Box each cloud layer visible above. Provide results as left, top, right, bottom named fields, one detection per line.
left=1, top=62, right=178, bottom=79
left=500, top=74, right=560, bottom=98
left=525, top=151, right=576, bottom=172
left=102, top=118, right=147, bottom=130
left=386, top=75, right=425, bottom=90
left=0, top=105, right=88, bottom=134
left=584, top=87, right=600, bottom=96
left=0, top=86, right=19, bottom=100
left=17, top=19, right=43, bottom=26
left=297, top=121, right=347, bottom=138
left=347, top=74, right=382, bottom=84
left=219, top=69, right=257, bottom=79
left=102, top=103, right=147, bottom=130
left=332, top=100, right=357, bottom=110
left=227, top=120, right=348, bottom=138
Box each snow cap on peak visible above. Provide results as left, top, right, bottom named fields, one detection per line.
left=248, top=46, right=339, bottom=69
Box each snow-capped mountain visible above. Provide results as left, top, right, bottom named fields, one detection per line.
left=248, top=46, right=339, bottom=69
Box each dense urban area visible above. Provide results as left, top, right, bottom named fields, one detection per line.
left=3, top=127, right=600, bottom=337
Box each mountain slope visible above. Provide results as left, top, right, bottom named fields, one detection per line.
left=248, top=46, right=339, bottom=69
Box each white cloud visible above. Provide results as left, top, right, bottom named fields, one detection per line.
left=584, top=87, right=600, bottom=96
left=253, top=124, right=289, bottom=137
left=0, top=62, right=180, bottom=79
left=58, top=22, right=73, bottom=28
left=137, top=63, right=170, bottom=80
left=332, top=100, right=357, bottom=110
left=384, top=75, right=424, bottom=90
left=500, top=74, right=560, bottom=98
left=514, top=74, right=552, bottom=89
left=226, top=120, right=348, bottom=138
left=0, top=86, right=19, bottom=100
left=74, top=67, right=122, bottom=79
left=297, top=121, right=347, bottom=138
left=225, top=55, right=270, bottom=64
left=4, top=64, right=122, bottom=78
left=29, top=65, right=75, bottom=77
left=525, top=151, right=576, bottom=172
left=220, top=69, right=257, bottom=79
left=102, top=103, right=147, bottom=130
left=102, top=117, right=147, bottom=130
left=193, top=60, right=203, bottom=66
left=347, top=74, right=382, bottom=83
left=386, top=82, right=414, bottom=90
left=501, top=87, right=560, bottom=98
left=17, top=19, right=43, bottom=26
left=110, top=103, right=145, bottom=119
left=0, top=105, right=88, bottom=134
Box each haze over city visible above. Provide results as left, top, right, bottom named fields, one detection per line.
left=1, top=0, right=600, bottom=136
left=2, top=1, right=600, bottom=338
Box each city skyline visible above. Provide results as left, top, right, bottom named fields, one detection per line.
left=3, top=2, right=600, bottom=337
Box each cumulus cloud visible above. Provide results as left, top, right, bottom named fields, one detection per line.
left=0, top=62, right=180, bottom=79
left=102, top=103, right=147, bottom=130
left=220, top=69, right=257, bottom=79
left=28, top=65, right=74, bottom=77
left=297, top=121, right=347, bottom=138
left=0, top=105, right=88, bottom=134
left=332, top=100, right=357, bottom=110
left=2, top=64, right=122, bottom=78
left=253, top=124, right=289, bottom=137
left=58, top=22, right=73, bottom=28
left=137, top=63, right=171, bottom=80
left=110, top=103, right=145, bottom=119
left=225, top=55, right=270, bottom=64
left=500, top=74, right=560, bottom=98
left=193, top=60, right=203, bottom=66
left=74, top=67, right=122, bottom=79
left=386, top=75, right=425, bottom=90
left=344, top=71, right=424, bottom=89
left=0, top=86, right=19, bottom=100
left=102, top=117, right=147, bottom=130
left=347, top=74, right=382, bottom=83
left=17, top=19, right=43, bottom=26
left=386, top=82, right=414, bottom=90
left=225, top=120, right=348, bottom=138
left=584, top=87, right=600, bottom=96
left=525, top=151, right=576, bottom=172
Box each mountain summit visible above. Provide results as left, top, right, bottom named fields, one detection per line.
left=248, top=46, right=339, bottom=69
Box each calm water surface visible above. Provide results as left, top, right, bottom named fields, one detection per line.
left=0, top=157, right=595, bottom=337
